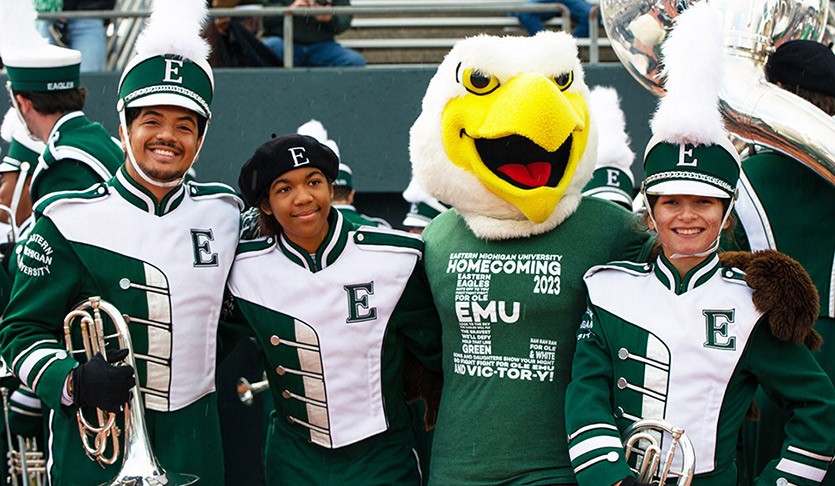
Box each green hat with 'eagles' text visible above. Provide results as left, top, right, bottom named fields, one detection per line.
left=334, top=163, right=353, bottom=188
left=0, top=1, right=81, bottom=93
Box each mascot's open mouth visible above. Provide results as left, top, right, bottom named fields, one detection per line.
left=473, top=134, right=571, bottom=189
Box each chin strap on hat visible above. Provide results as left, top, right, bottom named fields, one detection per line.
left=118, top=106, right=209, bottom=189
left=643, top=187, right=738, bottom=260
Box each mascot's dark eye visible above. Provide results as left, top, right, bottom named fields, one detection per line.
left=554, top=71, right=573, bottom=91
left=462, top=68, right=500, bottom=95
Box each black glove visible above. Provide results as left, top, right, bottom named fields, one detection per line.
left=71, top=349, right=135, bottom=413
left=620, top=477, right=651, bottom=486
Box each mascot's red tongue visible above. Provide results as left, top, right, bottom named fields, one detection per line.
left=496, top=162, right=551, bottom=188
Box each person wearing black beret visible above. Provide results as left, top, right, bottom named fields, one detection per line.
left=226, top=133, right=442, bottom=485
left=734, top=39, right=835, bottom=486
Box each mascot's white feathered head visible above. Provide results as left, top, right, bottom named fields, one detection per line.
left=409, top=31, right=597, bottom=240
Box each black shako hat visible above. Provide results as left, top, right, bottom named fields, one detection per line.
left=238, top=133, right=340, bottom=207
left=766, top=40, right=835, bottom=97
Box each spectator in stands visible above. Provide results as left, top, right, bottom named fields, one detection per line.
left=261, top=0, right=365, bottom=67
left=204, top=0, right=282, bottom=68
left=514, top=0, right=597, bottom=38
left=34, top=0, right=116, bottom=72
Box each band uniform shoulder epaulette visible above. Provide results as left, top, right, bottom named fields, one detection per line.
left=34, top=183, right=110, bottom=219
left=584, top=260, right=652, bottom=279
left=235, top=236, right=275, bottom=258
left=719, top=266, right=748, bottom=285
left=186, top=181, right=244, bottom=211
left=353, top=227, right=424, bottom=257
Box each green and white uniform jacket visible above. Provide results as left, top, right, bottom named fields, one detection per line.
left=566, top=253, right=835, bottom=486
left=422, top=198, right=651, bottom=485
left=227, top=210, right=441, bottom=449
left=31, top=111, right=124, bottom=203
left=0, top=166, right=242, bottom=413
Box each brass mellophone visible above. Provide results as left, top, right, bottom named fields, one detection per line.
left=622, top=418, right=696, bottom=486
left=63, top=297, right=198, bottom=486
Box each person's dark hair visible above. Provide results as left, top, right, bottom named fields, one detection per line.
left=124, top=106, right=208, bottom=138
left=256, top=207, right=283, bottom=238
left=332, top=185, right=352, bottom=201
left=13, top=87, right=87, bottom=114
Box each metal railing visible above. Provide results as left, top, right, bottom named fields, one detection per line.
left=37, top=2, right=607, bottom=70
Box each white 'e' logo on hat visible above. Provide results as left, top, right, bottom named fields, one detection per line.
left=677, top=143, right=698, bottom=167
left=289, top=147, right=310, bottom=167
left=163, top=59, right=184, bottom=83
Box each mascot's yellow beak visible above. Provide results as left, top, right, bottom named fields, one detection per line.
left=441, top=70, right=590, bottom=223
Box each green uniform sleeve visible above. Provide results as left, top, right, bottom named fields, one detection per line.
left=565, top=298, right=633, bottom=486
left=0, top=216, right=85, bottom=412
left=393, top=261, right=442, bottom=372
left=745, top=321, right=835, bottom=486
left=31, top=159, right=107, bottom=202
left=217, top=292, right=255, bottom=364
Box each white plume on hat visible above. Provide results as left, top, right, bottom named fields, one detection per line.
left=0, top=0, right=47, bottom=54
left=650, top=1, right=727, bottom=146
left=402, top=177, right=447, bottom=214
left=134, top=0, right=210, bottom=63
left=589, top=86, right=634, bottom=181
left=297, top=119, right=341, bottom=158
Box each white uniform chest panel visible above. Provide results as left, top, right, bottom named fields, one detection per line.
left=229, top=241, right=417, bottom=448
left=587, top=271, right=762, bottom=474
left=50, top=195, right=239, bottom=411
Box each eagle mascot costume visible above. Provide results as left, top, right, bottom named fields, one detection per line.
left=408, top=30, right=820, bottom=485
left=409, top=31, right=650, bottom=484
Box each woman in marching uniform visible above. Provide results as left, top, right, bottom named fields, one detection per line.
left=227, top=134, right=441, bottom=485
left=563, top=4, right=835, bottom=485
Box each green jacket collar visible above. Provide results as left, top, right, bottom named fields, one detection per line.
left=110, top=165, right=186, bottom=216
left=653, top=252, right=720, bottom=295
left=276, top=209, right=350, bottom=272
left=46, top=111, right=86, bottom=146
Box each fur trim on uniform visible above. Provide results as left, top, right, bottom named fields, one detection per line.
left=720, top=250, right=821, bottom=349
left=403, top=352, right=442, bottom=431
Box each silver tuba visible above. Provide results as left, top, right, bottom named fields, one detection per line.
left=63, top=297, right=198, bottom=486
left=601, top=0, right=835, bottom=186
left=623, top=418, right=696, bottom=486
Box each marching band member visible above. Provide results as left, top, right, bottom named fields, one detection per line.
left=0, top=0, right=122, bottom=205
left=564, top=4, right=835, bottom=485
left=227, top=133, right=441, bottom=485
left=0, top=0, right=242, bottom=483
